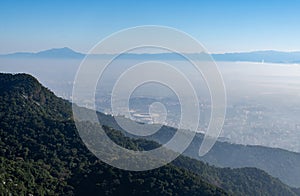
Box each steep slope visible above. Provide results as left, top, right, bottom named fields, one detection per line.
left=0, top=73, right=298, bottom=195
left=96, top=111, right=300, bottom=188
left=0, top=73, right=226, bottom=195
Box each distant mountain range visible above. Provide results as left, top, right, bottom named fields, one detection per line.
left=212, top=50, right=300, bottom=64
left=1, top=47, right=300, bottom=63
left=0, top=47, right=85, bottom=59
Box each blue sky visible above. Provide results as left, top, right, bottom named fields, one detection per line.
left=1, top=0, right=300, bottom=54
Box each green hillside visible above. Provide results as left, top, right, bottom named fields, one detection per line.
left=95, top=102, right=300, bottom=188
left=0, top=73, right=298, bottom=195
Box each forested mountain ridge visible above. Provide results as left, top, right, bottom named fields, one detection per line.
left=0, top=73, right=298, bottom=195
left=96, top=105, right=300, bottom=188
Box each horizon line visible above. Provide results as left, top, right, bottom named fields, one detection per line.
left=2, top=47, right=300, bottom=56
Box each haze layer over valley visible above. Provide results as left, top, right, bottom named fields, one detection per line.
left=1, top=50, right=300, bottom=153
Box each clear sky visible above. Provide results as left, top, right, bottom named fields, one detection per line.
left=1, top=0, right=300, bottom=54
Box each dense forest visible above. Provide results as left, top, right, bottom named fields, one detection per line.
left=0, top=73, right=298, bottom=195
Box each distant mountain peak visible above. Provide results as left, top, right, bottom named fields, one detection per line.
left=39, top=47, right=76, bottom=52
left=1, top=47, right=85, bottom=59
left=35, top=47, right=84, bottom=58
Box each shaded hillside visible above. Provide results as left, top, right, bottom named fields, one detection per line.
left=0, top=73, right=226, bottom=195
left=96, top=110, right=300, bottom=188
left=0, top=73, right=298, bottom=195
